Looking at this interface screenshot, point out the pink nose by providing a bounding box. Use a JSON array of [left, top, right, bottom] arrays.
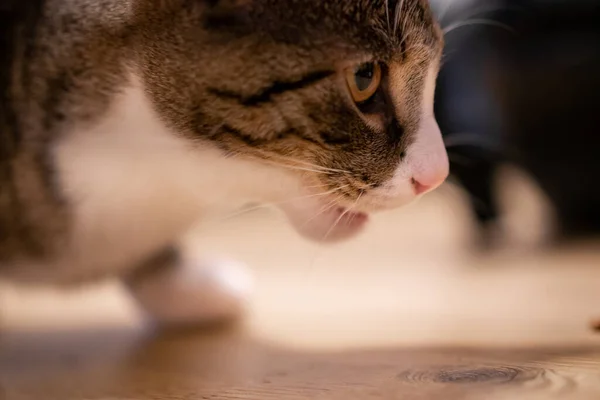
[[407, 114, 450, 195], [411, 169, 448, 195], [411, 178, 431, 195]]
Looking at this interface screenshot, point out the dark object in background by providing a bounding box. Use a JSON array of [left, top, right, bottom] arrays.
[[434, 0, 600, 244], [433, 0, 511, 240]]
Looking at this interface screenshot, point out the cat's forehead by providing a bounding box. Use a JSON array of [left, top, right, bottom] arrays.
[[247, 0, 442, 62]]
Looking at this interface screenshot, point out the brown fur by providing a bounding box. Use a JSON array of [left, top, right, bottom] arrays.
[[1, 0, 132, 266], [0, 0, 442, 280], [135, 0, 442, 198]]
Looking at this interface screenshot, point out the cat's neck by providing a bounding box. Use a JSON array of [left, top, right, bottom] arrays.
[[53, 73, 286, 213], [47, 72, 294, 277]]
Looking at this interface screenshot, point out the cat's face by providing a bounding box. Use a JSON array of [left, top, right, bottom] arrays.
[[138, 0, 448, 242]]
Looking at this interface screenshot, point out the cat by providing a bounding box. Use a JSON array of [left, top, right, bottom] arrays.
[[0, 0, 448, 327]]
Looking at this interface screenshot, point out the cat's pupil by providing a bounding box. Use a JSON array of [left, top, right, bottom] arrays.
[[354, 63, 375, 91]]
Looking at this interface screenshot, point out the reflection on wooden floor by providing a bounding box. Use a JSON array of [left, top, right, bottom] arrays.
[[3, 329, 600, 400], [1, 167, 599, 399]]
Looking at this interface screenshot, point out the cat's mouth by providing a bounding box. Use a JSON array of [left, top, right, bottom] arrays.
[[279, 200, 370, 243]]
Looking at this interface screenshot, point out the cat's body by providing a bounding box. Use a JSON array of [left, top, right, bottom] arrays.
[[1, 0, 448, 325]]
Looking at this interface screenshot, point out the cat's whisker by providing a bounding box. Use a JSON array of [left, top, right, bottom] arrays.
[[435, 0, 455, 23], [393, 0, 405, 35], [304, 194, 364, 279], [218, 185, 351, 222], [266, 153, 350, 174], [403, 0, 417, 38], [385, 0, 391, 33], [217, 203, 269, 221], [344, 210, 360, 228], [446, 4, 522, 27], [264, 150, 349, 174], [247, 149, 349, 175], [260, 160, 336, 175], [307, 191, 364, 272], [437, 2, 510, 25], [443, 18, 516, 35], [220, 144, 350, 175], [345, 192, 367, 226], [299, 194, 344, 229], [397, 29, 422, 54]]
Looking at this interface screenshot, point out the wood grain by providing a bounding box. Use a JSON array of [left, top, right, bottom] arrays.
[[1, 329, 600, 400], [1, 178, 599, 399]]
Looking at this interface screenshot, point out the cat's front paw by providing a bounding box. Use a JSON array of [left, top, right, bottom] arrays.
[[126, 255, 254, 328]]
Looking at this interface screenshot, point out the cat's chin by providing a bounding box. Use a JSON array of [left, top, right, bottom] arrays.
[[279, 201, 369, 243]]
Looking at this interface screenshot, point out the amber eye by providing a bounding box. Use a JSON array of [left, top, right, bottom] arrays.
[[345, 62, 382, 103]]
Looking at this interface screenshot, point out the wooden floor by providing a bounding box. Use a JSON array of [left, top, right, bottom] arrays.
[[2, 167, 600, 399]]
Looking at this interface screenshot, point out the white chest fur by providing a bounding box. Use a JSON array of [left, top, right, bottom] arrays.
[[51, 76, 282, 279]]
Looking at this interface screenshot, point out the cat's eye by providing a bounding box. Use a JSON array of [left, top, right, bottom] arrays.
[[345, 62, 382, 104]]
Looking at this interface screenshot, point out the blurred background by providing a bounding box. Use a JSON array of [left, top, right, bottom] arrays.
[[2, 0, 600, 350], [433, 0, 600, 246]]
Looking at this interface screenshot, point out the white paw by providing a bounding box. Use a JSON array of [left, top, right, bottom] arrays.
[[127, 256, 254, 327]]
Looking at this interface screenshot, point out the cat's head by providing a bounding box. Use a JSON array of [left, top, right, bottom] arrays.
[[136, 0, 448, 242]]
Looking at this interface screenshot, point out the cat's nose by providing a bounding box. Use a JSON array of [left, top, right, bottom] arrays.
[[410, 153, 449, 195], [411, 178, 429, 195], [408, 116, 449, 195], [411, 174, 445, 195]]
